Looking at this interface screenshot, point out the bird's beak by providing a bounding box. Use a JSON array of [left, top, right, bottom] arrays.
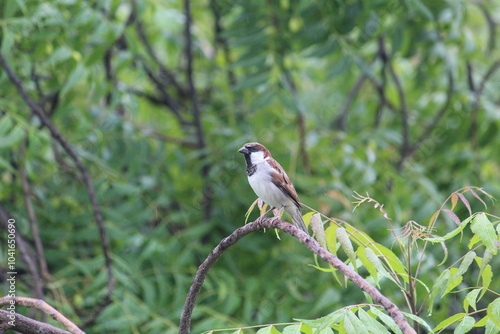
[[238, 146, 249, 154]]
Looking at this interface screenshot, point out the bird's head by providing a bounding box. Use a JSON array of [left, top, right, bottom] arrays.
[[238, 142, 271, 164]]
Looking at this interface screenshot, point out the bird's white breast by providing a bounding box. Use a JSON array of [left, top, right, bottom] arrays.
[[247, 159, 294, 209]]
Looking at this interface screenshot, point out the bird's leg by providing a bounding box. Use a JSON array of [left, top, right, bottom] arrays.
[[257, 206, 274, 222], [272, 207, 285, 220]]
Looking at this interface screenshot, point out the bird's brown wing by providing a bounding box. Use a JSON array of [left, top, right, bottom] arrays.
[[268, 158, 301, 209]]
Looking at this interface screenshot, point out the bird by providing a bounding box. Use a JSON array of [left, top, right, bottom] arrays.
[[238, 142, 308, 233]]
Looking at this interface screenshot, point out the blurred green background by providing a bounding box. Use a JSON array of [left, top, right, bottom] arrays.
[[0, 0, 499, 332]]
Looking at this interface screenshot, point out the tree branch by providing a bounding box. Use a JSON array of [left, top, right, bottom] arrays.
[[133, 0, 187, 98], [19, 138, 51, 283], [282, 72, 312, 174], [333, 73, 368, 131], [0, 53, 114, 328], [476, 1, 497, 53], [18, 139, 47, 319], [468, 59, 500, 154], [179, 218, 416, 334], [408, 70, 454, 159], [383, 39, 410, 172], [373, 36, 390, 128], [183, 0, 212, 220], [208, 0, 238, 89], [0, 310, 71, 334], [0, 296, 84, 334], [139, 60, 187, 124]]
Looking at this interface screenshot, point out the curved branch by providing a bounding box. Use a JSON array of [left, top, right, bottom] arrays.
[[0, 53, 114, 327], [0, 296, 84, 334], [179, 218, 416, 334], [0, 310, 71, 334]]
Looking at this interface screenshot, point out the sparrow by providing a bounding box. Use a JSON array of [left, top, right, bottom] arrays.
[[238, 142, 308, 233]]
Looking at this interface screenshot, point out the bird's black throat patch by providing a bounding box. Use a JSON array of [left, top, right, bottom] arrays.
[[244, 154, 256, 176]]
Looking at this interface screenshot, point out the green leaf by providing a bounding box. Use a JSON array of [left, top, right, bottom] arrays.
[[444, 268, 463, 296], [485, 318, 500, 334], [282, 325, 301, 334], [357, 246, 378, 283], [357, 308, 390, 334], [309, 264, 336, 273], [468, 234, 481, 249], [364, 247, 400, 285], [475, 257, 493, 291], [482, 264, 493, 291], [318, 309, 345, 330], [233, 71, 269, 91], [428, 269, 451, 314], [344, 224, 375, 246], [295, 309, 344, 329], [61, 62, 86, 96], [449, 251, 476, 282], [470, 213, 498, 254], [367, 243, 407, 283], [47, 46, 73, 65], [402, 312, 433, 333], [454, 316, 476, 334], [488, 298, 500, 329], [464, 289, 482, 312], [407, 0, 434, 19], [344, 310, 368, 334], [424, 215, 474, 242], [256, 325, 280, 334], [475, 315, 489, 327], [1, 28, 15, 53], [370, 307, 402, 334], [477, 248, 494, 286], [434, 313, 466, 332], [325, 225, 338, 255], [0, 124, 24, 148]]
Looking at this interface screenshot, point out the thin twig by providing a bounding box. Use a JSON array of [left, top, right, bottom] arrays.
[[266, 4, 311, 174], [131, 0, 188, 125], [19, 138, 50, 295], [333, 73, 368, 131], [409, 70, 454, 158], [474, 59, 500, 98], [0, 309, 71, 334], [139, 60, 187, 124], [133, 0, 187, 98], [383, 39, 410, 172], [282, 72, 312, 174], [373, 36, 389, 128], [209, 0, 237, 88], [183, 0, 212, 220], [0, 296, 84, 334], [476, 1, 496, 53], [179, 218, 416, 334], [0, 53, 114, 328], [468, 59, 500, 174]]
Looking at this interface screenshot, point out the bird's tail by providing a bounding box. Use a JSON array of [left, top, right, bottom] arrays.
[[290, 206, 308, 234]]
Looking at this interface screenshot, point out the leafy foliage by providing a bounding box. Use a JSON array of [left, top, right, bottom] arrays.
[[0, 0, 499, 333]]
